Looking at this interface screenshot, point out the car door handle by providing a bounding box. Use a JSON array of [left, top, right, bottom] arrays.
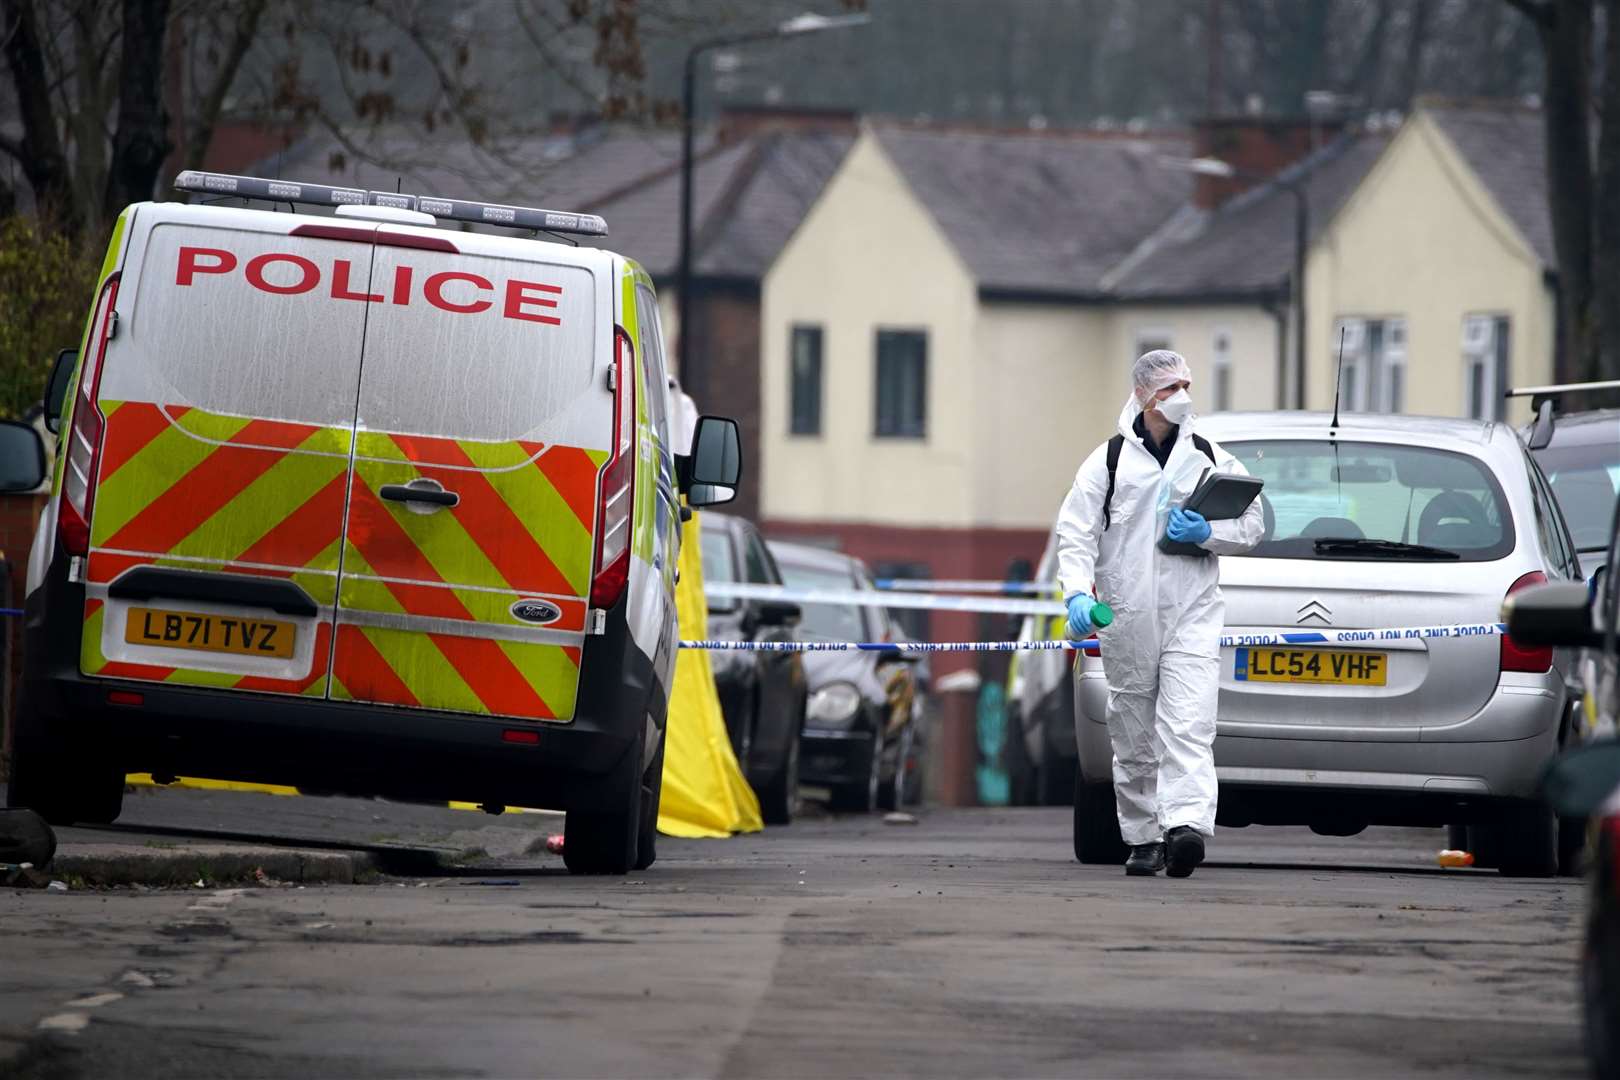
[[379, 484, 459, 508]]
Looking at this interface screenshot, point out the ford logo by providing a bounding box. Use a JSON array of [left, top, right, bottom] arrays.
[[510, 599, 562, 625]]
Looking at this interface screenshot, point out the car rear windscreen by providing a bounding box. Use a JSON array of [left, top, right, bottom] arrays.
[[1224, 440, 1514, 560], [777, 562, 865, 641], [1533, 441, 1620, 553]]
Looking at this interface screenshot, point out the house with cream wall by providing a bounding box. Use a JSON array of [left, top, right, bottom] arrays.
[[759, 101, 1557, 667]]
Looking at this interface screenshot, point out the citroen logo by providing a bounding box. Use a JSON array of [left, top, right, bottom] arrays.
[[1297, 600, 1333, 625]]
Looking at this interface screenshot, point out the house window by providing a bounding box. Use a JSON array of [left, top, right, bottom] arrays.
[[1463, 314, 1511, 421], [1335, 317, 1407, 414], [875, 329, 927, 439], [789, 325, 823, 436], [1134, 330, 1172, 361], [1212, 330, 1232, 411]]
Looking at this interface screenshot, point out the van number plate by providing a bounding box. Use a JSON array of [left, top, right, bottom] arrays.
[[1234, 647, 1387, 686], [125, 607, 296, 659]]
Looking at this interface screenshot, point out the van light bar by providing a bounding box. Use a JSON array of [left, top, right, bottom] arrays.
[[173, 170, 608, 237]]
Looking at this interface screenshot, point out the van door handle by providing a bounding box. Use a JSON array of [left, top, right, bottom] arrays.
[[379, 483, 459, 508]]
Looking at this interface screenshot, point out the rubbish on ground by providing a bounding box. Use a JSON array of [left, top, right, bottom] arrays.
[[1436, 849, 1475, 868], [473, 879, 521, 887], [253, 867, 272, 886], [884, 812, 920, 826], [47, 880, 68, 892]]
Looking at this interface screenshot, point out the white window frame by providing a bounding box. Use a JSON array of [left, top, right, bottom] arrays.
[[1462, 313, 1510, 422], [1333, 315, 1405, 414], [1212, 327, 1233, 412]]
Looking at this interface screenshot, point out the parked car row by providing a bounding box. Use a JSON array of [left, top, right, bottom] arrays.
[[1505, 486, 1620, 1079], [699, 514, 928, 820]]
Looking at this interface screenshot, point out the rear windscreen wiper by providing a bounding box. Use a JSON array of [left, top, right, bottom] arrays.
[[1313, 538, 1461, 560]]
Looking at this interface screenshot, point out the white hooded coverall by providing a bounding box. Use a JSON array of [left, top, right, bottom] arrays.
[[1055, 394, 1265, 844]]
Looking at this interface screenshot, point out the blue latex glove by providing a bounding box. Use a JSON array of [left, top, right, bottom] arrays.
[[1066, 593, 1097, 637], [1167, 507, 1213, 545]]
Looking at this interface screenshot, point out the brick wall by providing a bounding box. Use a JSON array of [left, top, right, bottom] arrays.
[[685, 282, 763, 522], [0, 492, 45, 769]]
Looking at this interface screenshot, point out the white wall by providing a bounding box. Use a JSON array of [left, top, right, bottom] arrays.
[[1304, 110, 1556, 425], [1101, 305, 1282, 414], [762, 128, 981, 528]]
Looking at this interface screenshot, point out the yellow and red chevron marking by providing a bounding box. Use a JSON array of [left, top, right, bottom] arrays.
[[84, 401, 349, 697], [83, 401, 608, 721]]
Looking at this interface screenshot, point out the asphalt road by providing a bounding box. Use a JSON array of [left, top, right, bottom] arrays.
[[0, 789, 1591, 1079]]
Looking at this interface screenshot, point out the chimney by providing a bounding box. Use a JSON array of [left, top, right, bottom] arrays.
[[716, 105, 859, 145], [1191, 115, 1344, 210]]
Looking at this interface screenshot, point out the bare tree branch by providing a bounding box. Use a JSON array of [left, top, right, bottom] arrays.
[[181, 0, 265, 173], [1502, 0, 1554, 27]]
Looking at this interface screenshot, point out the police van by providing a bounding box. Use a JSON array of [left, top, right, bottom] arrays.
[[6, 172, 742, 875]]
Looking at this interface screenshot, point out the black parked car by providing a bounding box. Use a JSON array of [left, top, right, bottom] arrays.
[[699, 513, 807, 825], [1504, 492, 1620, 1079], [766, 540, 922, 813]]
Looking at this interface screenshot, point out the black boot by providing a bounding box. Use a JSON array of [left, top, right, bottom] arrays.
[[1165, 826, 1205, 878], [1124, 841, 1165, 876]]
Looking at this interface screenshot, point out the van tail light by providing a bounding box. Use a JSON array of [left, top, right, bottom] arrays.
[[59, 274, 121, 557], [1501, 571, 1553, 673], [589, 327, 636, 609]]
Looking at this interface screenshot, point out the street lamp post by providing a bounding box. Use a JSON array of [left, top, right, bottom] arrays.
[[1166, 157, 1310, 410], [677, 12, 869, 404]]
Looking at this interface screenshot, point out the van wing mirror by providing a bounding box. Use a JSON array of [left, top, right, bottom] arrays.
[[0, 420, 48, 493], [1501, 580, 1601, 648], [681, 416, 741, 508], [44, 349, 76, 435]]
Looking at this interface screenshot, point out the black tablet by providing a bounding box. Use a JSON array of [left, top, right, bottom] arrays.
[[1157, 471, 1265, 556]]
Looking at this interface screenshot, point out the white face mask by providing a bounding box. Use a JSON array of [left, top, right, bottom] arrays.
[[1153, 388, 1194, 425]]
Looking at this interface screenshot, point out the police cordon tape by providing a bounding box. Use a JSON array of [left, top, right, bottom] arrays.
[[872, 578, 1059, 595], [706, 580, 1066, 617], [680, 620, 1510, 653]]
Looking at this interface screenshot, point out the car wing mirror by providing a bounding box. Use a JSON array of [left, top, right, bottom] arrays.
[[44, 349, 76, 435], [1501, 580, 1600, 648], [680, 415, 741, 507], [1526, 398, 1555, 451], [0, 420, 48, 493]]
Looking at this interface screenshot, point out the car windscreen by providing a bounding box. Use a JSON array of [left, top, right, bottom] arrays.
[[776, 562, 864, 641], [1223, 439, 1514, 561], [1533, 440, 1620, 553]]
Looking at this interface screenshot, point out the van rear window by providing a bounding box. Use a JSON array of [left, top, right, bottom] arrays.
[[118, 224, 371, 427], [357, 248, 597, 443]]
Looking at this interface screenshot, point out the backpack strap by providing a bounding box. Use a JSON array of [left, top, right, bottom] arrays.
[[1191, 433, 1216, 467], [1102, 434, 1124, 532]]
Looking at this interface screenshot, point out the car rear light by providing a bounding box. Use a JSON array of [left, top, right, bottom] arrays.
[[59, 274, 121, 557], [589, 327, 636, 609], [1501, 570, 1553, 673]]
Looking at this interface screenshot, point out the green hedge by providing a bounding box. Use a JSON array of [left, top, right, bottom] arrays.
[[0, 218, 99, 421]]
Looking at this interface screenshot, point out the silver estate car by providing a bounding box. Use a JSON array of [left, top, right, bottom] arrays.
[[1074, 412, 1583, 876]]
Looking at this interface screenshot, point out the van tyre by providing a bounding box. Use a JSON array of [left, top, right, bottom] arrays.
[[633, 732, 666, 872], [758, 719, 801, 826], [563, 748, 643, 876], [6, 693, 125, 826], [1491, 799, 1558, 878], [1074, 772, 1129, 865]]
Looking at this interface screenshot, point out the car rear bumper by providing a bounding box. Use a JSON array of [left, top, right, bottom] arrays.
[[20, 552, 661, 814], [1076, 670, 1562, 806]]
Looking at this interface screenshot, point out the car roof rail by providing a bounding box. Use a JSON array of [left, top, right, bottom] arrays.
[[1504, 379, 1620, 450], [172, 170, 608, 238]]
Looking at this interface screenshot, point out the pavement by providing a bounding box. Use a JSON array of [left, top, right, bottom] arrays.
[[0, 786, 1592, 1079]]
